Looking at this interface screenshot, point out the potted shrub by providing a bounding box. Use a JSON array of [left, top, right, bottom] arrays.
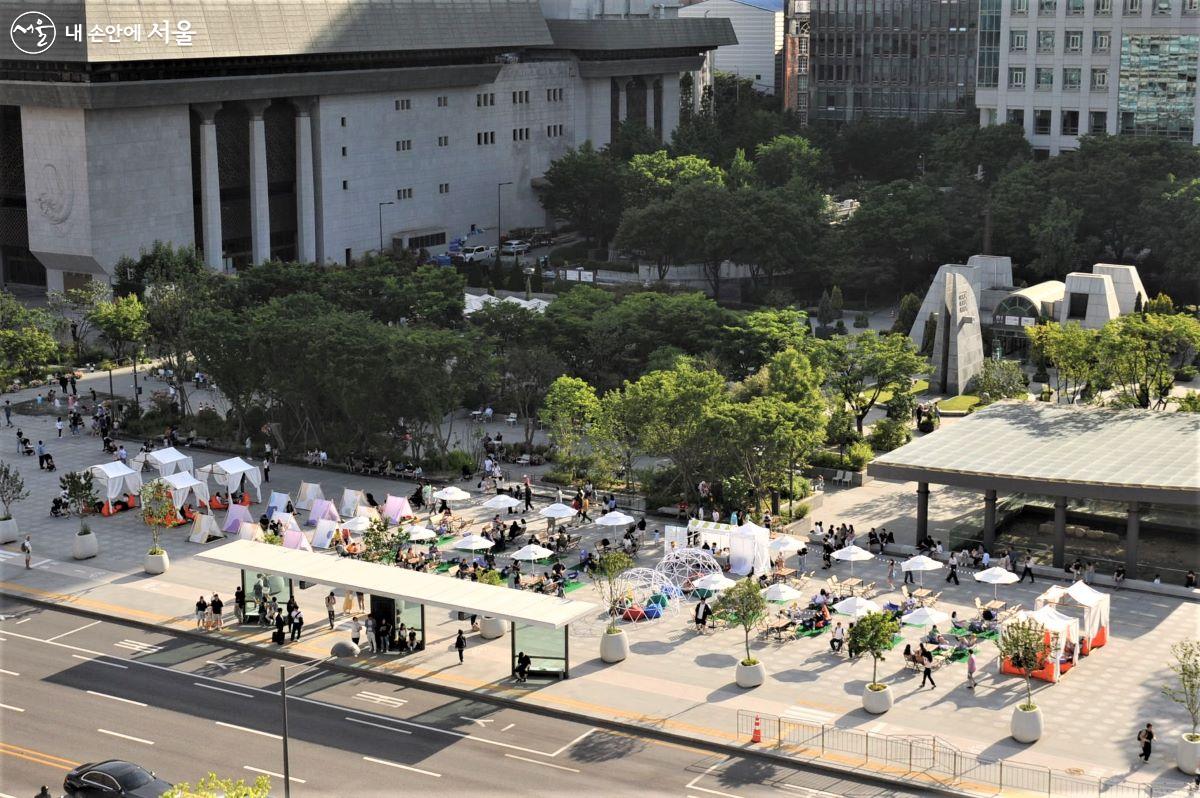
[[593, 550, 634, 663], [997, 617, 1047, 743], [477, 569, 508, 639], [61, 471, 99, 560], [0, 461, 29, 544], [1163, 639, 1200, 774], [140, 479, 175, 575], [851, 611, 901, 714], [715, 578, 769, 688]]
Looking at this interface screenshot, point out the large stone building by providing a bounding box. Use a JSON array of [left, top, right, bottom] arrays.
[[974, 0, 1198, 154], [0, 0, 733, 292]]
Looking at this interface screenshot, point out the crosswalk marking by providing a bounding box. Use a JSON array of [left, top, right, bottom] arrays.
[[354, 691, 407, 709], [115, 639, 162, 655], [782, 706, 837, 725]]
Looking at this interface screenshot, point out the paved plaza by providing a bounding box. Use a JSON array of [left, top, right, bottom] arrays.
[[2, 400, 1199, 796]]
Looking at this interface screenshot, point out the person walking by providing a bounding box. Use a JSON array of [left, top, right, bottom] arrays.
[[35, 440, 46, 470], [290, 608, 304, 641], [364, 615, 375, 653], [1018, 551, 1036, 583], [886, 559, 896, 589], [523, 482, 533, 513], [946, 560, 960, 585], [694, 597, 712, 633], [3, 400, 11, 427], [210, 593, 224, 629], [919, 645, 936, 689], [234, 586, 246, 624], [55, 417, 63, 438], [342, 589, 354, 615], [325, 591, 337, 630], [455, 629, 466, 663], [274, 607, 287, 644], [20, 535, 32, 569], [966, 650, 977, 689], [356, 591, 365, 612], [349, 616, 362, 650], [1137, 723, 1154, 762], [903, 562, 915, 584], [194, 595, 208, 628], [262, 458, 271, 484]]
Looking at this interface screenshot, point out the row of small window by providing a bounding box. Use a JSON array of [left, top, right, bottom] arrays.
[[1007, 65, 1108, 89], [1008, 108, 1107, 135], [391, 185, 451, 199], [392, 96, 449, 111], [1012, 0, 1196, 14], [1010, 28, 1110, 53], [477, 89, 566, 107]]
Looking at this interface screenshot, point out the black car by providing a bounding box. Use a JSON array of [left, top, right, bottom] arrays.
[[64, 760, 172, 797]]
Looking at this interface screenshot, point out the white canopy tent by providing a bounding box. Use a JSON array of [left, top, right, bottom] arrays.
[[307, 499, 340, 526], [146, 447, 193, 477], [222, 504, 253, 533], [88, 462, 143, 503], [160, 471, 210, 511], [295, 482, 324, 511], [188, 514, 224, 544], [199, 457, 262, 502], [1035, 582, 1110, 653], [339, 489, 365, 518], [729, 526, 771, 577], [1004, 606, 1080, 683]]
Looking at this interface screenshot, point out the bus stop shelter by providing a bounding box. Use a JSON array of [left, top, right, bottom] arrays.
[[197, 540, 597, 678]]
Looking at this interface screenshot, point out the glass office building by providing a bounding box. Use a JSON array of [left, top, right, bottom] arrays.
[[1119, 33, 1199, 139]]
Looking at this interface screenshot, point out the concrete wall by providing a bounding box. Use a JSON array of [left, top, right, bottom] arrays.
[[1060, 272, 1120, 328], [21, 106, 93, 275], [681, 0, 782, 92], [1092, 263, 1147, 315]]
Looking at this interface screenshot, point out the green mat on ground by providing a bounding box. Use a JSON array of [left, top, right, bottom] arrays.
[[563, 580, 585, 593], [435, 562, 453, 573], [437, 535, 457, 545], [977, 629, 1000, 641], [796, 625, 828, 638], [947, 648, 970, 662]]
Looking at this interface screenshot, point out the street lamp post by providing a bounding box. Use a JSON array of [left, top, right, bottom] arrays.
[[378, 201, 395, 256], [496, 181, 513, 278], [278, 657, 331, 798]]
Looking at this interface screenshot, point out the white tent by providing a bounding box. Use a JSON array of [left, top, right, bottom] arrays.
[[1035, 582, 1111, 653], [188, 514, 224, 544], [689, 519, 738, 554], [282, 527, 313, 552], [200, 457, 262, 502], [161, 471, 210, 511], [355, 505, 381, 521], [266, 491, 291, 512], [312, 520, 340, 550], [1003, 606, 1080, 683], [88, 462, 143, 502], [382, 495, 414, 523], [146, 447, 193, 477], [222, 504, 253, 533], [729, 525, 771, 577], [238, 521, 265, 541], [307, 499, 340, 526], [271, 512, 302, 533], [339, 489, 365, 518], [342, 516, 371, 532], [294, 482, 323, 510]]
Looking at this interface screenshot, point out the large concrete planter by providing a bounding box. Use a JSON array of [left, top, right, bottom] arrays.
[[0, 517, 18, 545], [1178, 734, 1200, 775], [143, 551, 169, 575], [862, 683, 893, 714], [735, 660, 766, 688], [600, 629, 629, 663], [479, 617, 507, 640], [1011, 705, 1043, 743], [72, 531, 98, 560]]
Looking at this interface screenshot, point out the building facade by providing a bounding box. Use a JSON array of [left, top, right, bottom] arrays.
[[0, 0, 733, 291], [781, 0, 813, 120], [681, 0, 784, 95], [975, 0, 1199, 154], [807, 0, 979, 123]]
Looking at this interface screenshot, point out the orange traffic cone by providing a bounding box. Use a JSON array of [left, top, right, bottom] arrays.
[[750, 714, 762, 743]]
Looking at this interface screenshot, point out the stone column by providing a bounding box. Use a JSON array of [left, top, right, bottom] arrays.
[[195, 103, 223, 270], [983, 489, 997, 551], [292, 98, 316, 264], [1125, 502, 1140, 576], [245, 99, 272, 265], [1053, 496, 1067, 569], [916, 482, 930, 540]]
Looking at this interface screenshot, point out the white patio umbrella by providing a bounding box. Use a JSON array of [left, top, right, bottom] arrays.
[[433, 486, 471, 502], [769, 536, 806, 555], [831, 544, 874, 576], [902, 554, 944, 585], [974, 566, 1020, 599], [482, 494, 522, 510], [539, 503, 577, 519], [511, 543, 555, 562], [833, 596, 881, 618], [763, 582, 804, 603], [901, 606, 950, 627], [596, 510, 636, 527], [402, 524, 436, 541], [341, 516, 371, 532], [454, 534, 495, 551], [693, 572, 737, 593]]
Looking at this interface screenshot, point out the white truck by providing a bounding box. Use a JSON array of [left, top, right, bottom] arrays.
[[457, 245, 497, 263]]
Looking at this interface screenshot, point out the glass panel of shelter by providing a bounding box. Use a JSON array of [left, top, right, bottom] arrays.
[[241, 569, 294, 622], [368, 595, 425, 654], [511, 623, 569, 679]]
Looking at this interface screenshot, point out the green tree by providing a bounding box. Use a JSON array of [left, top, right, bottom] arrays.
[[89, 294, 149, 365], [143, 270, 219, 414], [892, 293, 922, 335], [162, 773, 271, 798], [139, 478, 175, 557], [1028, 197, 1084, 280], [726, 147, 756, 189], [830, 285, 844, 315], [185, 308, 262, 440], [392, 326, 494, 456], [1026, 323, 1097, 404], [59, 470, 98, 534], [816, 290, 836, 328], [868, 417, 912, 453], [1162, 639, 1200, 740], [46, 280, 109, 360], [625, 149, 724, 205], [969, 359, 1028, 402], [540, 376, 601, 477], [753, 135, 829, 188], [112, 241, 205, 297], [592, 550, 635, 634], [717, 308, 812, 380], [736, 182, 830, 289], [849, 611, 901, 689], [499, 345, 564, 451], [606, 120, 660, 161], [1095, 313, 1200, 409], [0, 461, 28, 521], [997, 617, 1047, 710], [614, 199, 689, 282], [714, 577, 768, 665], [592, 387, 650, 492], [0, 291, 58, 377], [1144, 292, 1176, 315], [1177, 392, 1200, 413], [1143, 176, 1200, 299], [535, 142, 628, 246], [820, 330, 928, 433]]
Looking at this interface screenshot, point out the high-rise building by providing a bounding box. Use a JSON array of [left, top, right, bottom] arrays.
[[806, 0, 980, 123], [681, 0, 785, 96], [782, 0, 813, 120], [975, 0, 1199, 154]]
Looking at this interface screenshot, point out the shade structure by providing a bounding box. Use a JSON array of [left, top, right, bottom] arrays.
[[355, 505, 381, 521], [595, 510, 636, 527], [511, 543, 555, 561], [737, 520, 770, 536], [199, 457, 262, 502], [483, 494, 522, 510], [833, 596, 881, 618], [295, 482, 323, 511], [539, 503, 577, 520], [271, 512, 301, 534], [341, 516, 371, 532], [831, 544, 874, 575], [974, 566, 1019, 598], [454, 534, 495, 551], [769, 536, 805, 555], [433, 486, 471, 502], [160, 471, 209, 511], [282, 527, 313, 551], [312, 519, 340, 550], [266, 491, 291, 512], [237, 521, 264, 541], [402, 524, 437, 542], [145, 446, 193, 477], [763, 582, 804, 603], [307, 499, 340, 526], [88, 461, 143, 502], [221, 504, 253, 533], [902, 606, 950, 626], [382, 494, 414, 523], [902, 554, 944, 585], [187, 514, 223, 544], [339, 489, 365, 518], [693, 572, 736, 592]]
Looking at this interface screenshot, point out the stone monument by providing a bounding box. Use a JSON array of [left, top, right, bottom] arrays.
[[931, 272, 984, 395]]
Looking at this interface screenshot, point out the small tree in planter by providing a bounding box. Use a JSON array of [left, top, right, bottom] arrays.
[[140, 479, 175, 574], [0, 461, 29, 543], [997, 617, 1048, 742], [60, 471, 99, 560], [715, 578, 769, 687], [593, 550, 634, 663], [851, 611, 902, 713], [1163, 639, 1200, 774]]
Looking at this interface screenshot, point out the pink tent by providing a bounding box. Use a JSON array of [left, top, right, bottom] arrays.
[[222, 504, 253, 533], [306, 499, 340, 526], [282, 527, 313, 552], [382, 495, 414, 523]]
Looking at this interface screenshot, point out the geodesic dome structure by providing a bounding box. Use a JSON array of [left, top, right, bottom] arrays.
[[616, 567, 682, 618], [655, 548, 722, 592]]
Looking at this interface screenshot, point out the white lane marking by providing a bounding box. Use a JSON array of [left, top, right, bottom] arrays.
[[243, 765, 305, 783], [779, 784, 838, 796], [86, 690, 146, 707], [72, 654, 127, 669], [205, 660, 233, 669], [684, 759, 742, 798], [2, 791, 22, 798], [217, 721, 280, 740], [15, 617, 30, 624], [551, 727, 596, 757], [45, 620, 100, 642], [285, 670, 325, 688], [354, 691, 406, 708], [505, 753, 580, 773], [195, 682, 254, 699], [31, 559, 51, 568], [0, 668, 19, 676], [461, 716, 493, 727], [98, 728, 154, 745], [345, 717, 413, 735], [0, 703, 25, 712], [501, 723, 515, 732], [363, 756, 441, 778], [115, 639, 163, 655]]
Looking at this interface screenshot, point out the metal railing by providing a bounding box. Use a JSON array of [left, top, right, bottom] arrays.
[[736, 710, 1154, 797]]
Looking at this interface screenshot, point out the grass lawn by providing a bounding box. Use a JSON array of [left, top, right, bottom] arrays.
[[865, 379, 930, 405], [938, 394, 982, 412]]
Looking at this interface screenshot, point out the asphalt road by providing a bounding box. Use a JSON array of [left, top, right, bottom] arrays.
[[0, 599, 925, 797]]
